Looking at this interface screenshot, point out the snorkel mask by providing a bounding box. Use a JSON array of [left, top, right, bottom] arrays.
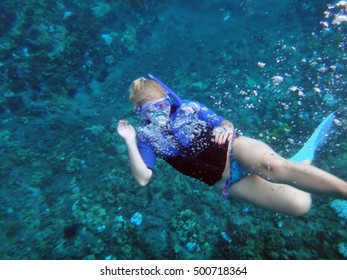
[[139, 97, 171, 126], [138, 74, 182, 126]]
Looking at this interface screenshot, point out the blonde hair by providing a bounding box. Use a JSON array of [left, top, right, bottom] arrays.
[[129, 77, 166, 108]]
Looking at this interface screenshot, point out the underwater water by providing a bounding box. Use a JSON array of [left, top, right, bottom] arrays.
[[0, 0, 347, 260]]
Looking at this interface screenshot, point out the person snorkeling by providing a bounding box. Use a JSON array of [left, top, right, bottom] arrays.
[[117, 74, 347, 216]]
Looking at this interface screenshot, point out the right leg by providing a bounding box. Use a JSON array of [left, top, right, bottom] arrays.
[[232, 136, 347, 198], [229, 174, 312, 216]]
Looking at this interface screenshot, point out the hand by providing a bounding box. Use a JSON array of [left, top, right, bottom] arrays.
[[117, 120, 136, 143], [212, 126, 233, 145]]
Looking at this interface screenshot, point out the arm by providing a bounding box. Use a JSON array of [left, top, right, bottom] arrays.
[[117, 120, 152, 186], [195, 101, 235, 145]]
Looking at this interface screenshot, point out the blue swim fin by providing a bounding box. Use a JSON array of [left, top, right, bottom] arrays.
[[290, 112, 335, 162]]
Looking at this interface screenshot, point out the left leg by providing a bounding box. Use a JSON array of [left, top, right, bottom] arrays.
[[229, 174, 312, 216], [232, 136, 347, 198]]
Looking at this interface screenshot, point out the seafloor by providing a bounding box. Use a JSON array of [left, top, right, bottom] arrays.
[[0, 0, 347, 259]]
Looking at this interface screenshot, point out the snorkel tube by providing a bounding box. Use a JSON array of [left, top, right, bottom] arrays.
[[148, 73, 182, 106]]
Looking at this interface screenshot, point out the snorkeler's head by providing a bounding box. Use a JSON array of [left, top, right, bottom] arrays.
[[138, 97, 172, 125], [129, 77, 166, 109]]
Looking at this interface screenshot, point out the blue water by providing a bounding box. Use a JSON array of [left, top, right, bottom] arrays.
[[0, 0, 347, 259]]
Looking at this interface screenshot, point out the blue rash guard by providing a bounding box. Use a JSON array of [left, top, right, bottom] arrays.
[[137, 100, 230, 186]]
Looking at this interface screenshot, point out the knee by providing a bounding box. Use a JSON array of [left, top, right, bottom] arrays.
[[289, 194, 312, 216], [256, 157, 289, 183]]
